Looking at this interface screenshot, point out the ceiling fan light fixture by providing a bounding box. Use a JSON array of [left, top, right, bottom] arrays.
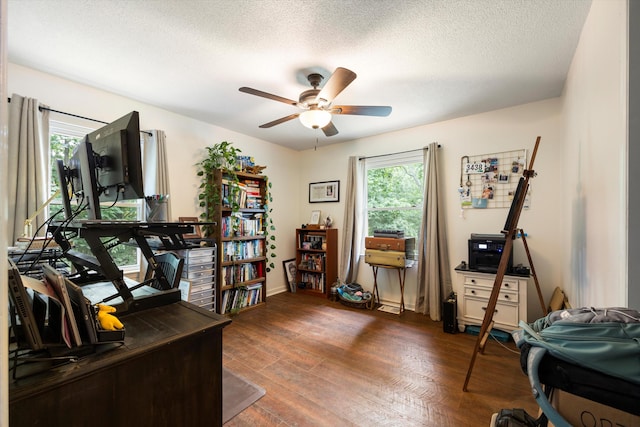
[[299, 109, 331, 129]]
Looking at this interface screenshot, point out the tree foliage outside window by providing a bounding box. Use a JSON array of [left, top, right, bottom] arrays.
[[366, 161, 423, 240], [49, 131, 139, 268]]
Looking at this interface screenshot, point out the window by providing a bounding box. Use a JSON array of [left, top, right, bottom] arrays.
[[365, 152, 424, 240], [49, 120, 142, 271]]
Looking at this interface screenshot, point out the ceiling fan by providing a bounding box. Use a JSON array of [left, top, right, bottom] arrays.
[[239, 67, 392, 137]]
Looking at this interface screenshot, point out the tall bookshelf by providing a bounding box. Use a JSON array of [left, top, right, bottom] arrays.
[[295, 228, 338, 297], [210, 169, 268, 314]]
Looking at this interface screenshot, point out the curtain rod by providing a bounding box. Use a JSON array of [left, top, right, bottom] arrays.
[[358, 145, 440, 161], [8, 97, 152, 136], [40, 105, 111, 125]]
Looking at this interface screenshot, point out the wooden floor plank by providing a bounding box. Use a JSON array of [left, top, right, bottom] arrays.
[[223, 292, 538, 426]]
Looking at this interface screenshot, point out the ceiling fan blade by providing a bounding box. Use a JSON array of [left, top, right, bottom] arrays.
[[322, 121, 339, 137], [259, 113, 300, 128], [331, 105, 392, 116], [316, 67, 357, 103], [239, 87, 298, 106]]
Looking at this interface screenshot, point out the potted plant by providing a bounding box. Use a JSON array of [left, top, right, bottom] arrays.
[[195, 141, 241, 235]]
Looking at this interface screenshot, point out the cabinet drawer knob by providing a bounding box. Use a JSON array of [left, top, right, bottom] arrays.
[[504, 295, 510, 300], [470, 279, 475, 283], [504, 283, 510, 288], [470, 290, 476, 294], [481, 306, 498, 313]]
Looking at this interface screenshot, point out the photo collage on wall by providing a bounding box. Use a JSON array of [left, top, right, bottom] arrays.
[[459, 149, 530, 209]]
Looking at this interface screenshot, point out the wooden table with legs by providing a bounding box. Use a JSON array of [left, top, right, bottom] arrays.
[[369, 263, 409, 314]]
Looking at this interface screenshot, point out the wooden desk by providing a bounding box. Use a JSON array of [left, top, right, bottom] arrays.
[[9, 301, 231, 427]]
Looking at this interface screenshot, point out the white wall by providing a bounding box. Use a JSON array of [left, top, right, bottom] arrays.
[[7, 63, 301, 296], [6, 0, 630, 317], [298, 99, 563, 321], [1, 0, 10, 424], [296, 0, 631, 315], [561, 0, 628, 307]]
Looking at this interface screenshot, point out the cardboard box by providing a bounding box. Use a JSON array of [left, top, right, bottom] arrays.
[[547, 390, 640, 427]]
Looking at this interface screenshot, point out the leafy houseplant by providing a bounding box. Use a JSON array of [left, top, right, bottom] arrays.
[[263, 178, 276, 272], [195, 140, 277, 272], [195, 141, 241, 236]]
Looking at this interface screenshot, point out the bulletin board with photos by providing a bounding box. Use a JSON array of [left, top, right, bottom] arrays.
[[459, 149, 529, 209]]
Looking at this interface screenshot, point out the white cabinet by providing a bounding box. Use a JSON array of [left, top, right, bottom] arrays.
[[456, 269, 528, 333]]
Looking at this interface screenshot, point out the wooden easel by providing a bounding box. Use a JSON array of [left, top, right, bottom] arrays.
[[463, 136, 544, 392]]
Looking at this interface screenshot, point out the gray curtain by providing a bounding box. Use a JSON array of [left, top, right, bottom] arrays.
[[8, 94, 50, 242], [415, 142, 452, 320], [339, 156, 365, 283], [142, 129, 172, 220]]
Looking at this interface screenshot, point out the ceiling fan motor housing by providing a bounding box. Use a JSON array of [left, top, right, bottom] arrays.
[[299, 73, 329, 109], [239, 67, 391, 137], [299, 89, 327, 109]]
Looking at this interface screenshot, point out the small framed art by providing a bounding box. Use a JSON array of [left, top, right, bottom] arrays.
[[283, 258, 297, 292], [309, 210, 321, 225], [178, 216, 202, 239]]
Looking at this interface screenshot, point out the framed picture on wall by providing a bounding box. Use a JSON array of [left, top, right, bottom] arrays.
[[309, 180, 340, 203]]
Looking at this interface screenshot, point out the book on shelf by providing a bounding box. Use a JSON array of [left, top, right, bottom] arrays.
[[221, 177, 264, 209], [299, 272, 325, 292], [222, 263, 259, 285], [221, 214, 264, 237], [221, 284, 262, 314], [222, 239, 265, 261], [299, 253, 325, 271]]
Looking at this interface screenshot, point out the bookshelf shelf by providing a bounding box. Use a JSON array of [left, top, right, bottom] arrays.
[[220, 277, 266, 292], [209, 169, 269, 314], [295, 228, 338, 297]]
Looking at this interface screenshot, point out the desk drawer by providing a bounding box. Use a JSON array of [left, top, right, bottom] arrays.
[[463, 275, 519, 292], [190, 286, 214, 300], [464, 286, 519, 303], [184, 268, 214, 280], [184, 261, 215, 272], [463, 297, 518, 328], [184, 275, 214, 287]]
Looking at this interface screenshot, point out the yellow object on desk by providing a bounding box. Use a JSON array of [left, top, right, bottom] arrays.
[[96, 304, 124, 331]]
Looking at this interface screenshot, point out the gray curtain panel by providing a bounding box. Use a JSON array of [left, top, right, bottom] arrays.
[[339, 156, 365, 284], [142, 129, 172, 220], [415, 142, 452, 320], [8, 94, 50, 243]]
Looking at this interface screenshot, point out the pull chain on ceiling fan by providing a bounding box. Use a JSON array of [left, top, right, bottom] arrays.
[[239, 67, 392, 137]]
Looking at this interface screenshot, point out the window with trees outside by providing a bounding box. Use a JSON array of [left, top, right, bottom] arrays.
[[365, 152, 424, 242], [49, 120, 142, 272]]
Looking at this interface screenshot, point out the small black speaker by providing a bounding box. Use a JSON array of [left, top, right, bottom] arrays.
[[443, 293, 457, 334]]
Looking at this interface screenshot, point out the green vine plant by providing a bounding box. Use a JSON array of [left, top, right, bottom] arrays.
[[195, 141, 241, 236], [195, 140, 277, 274], [263, 178, 276, 272]]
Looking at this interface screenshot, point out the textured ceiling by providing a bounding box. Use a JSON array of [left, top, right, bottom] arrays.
[[7, 0, 592, 150]]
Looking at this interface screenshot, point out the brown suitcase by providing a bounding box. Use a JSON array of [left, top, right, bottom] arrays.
[[365, 237, 415, 252], [364, 249, 408, 267]]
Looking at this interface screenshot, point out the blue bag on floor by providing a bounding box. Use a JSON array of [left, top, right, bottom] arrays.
[[513, 307, 640, 427], [514, 307, 640, 384]]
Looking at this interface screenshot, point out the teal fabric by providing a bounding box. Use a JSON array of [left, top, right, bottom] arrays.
[[515, 307, 640, 385]]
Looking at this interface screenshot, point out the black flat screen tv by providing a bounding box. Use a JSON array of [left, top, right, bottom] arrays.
[[57, 111, 144, 220]]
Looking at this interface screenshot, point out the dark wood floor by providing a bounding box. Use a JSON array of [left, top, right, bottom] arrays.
[[222, 292, 538, 426]]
